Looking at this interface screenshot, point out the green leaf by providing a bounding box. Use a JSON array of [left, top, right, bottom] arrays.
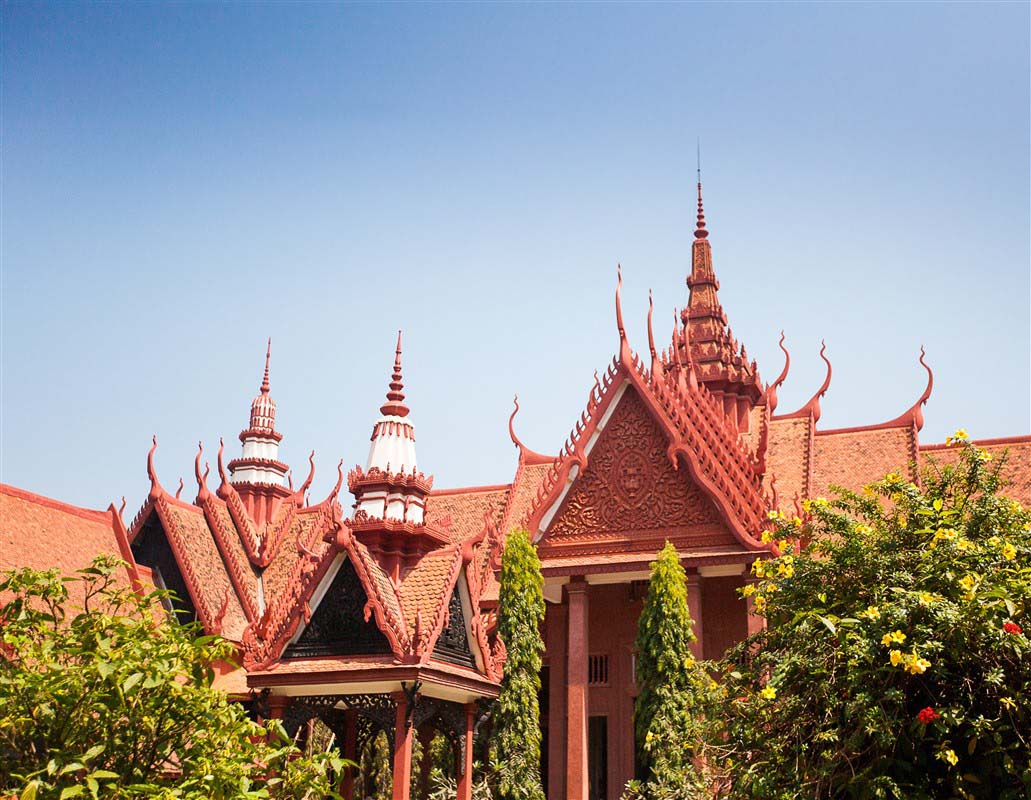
[[60, 787, 84, 799], [122, 672, 143, 693], [96, 661, 115, 679], [82, 744, 104, 762], [89, 770, 119, 780], [817, 615, 837, 635], [20, 781, 39, 800], [59, 762, 86, 775]]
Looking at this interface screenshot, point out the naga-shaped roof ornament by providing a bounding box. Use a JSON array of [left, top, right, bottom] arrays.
[[146, 436, 163, 501], [647, 289, 659, 375], [615, 264, 631, 362], [779, 341, 832, 422], [508, 395, 551, 465], [879, 347, 934, 431], [766, 331, 791, 414], [194, 441, 211, 503]]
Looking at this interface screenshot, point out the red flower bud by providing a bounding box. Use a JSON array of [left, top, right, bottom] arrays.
[[1003, 621, 1023, 635]]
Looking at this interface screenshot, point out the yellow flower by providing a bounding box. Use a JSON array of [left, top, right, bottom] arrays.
[[946, 429, 968, 445], [777, 539, 792, 552], [777, 562, 795, 578], [1000, 697, 1016, 711], [905, 654, 932, 675], [754, 596, 767, 612], [881, 630, 907, 646], [1002, 542, 1017, 561], [937, 748, 959, 767], [955, 539, 973, 553], [801, 498, 813, 512], [889, 649, 904, 666], [918, 592, 935, 606], [761, 529, 774, 543], [760, 686, 777, 700], [767, 509, 782, 520], [751, 558, 766, 578], [958, 573, 980, 600], [741, 584, 756, 597], [859, 605, 881, 620], [792, 516, 802, 528]]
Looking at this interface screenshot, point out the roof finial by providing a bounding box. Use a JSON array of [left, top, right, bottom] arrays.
[[695, 143, 708, 241], [261, 337, 271, 395], [380, 330, 410, 418]]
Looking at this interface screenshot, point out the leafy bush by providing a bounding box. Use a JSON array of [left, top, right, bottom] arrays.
[[720, 435, 1030, 799], [0, 556, 347, 799]]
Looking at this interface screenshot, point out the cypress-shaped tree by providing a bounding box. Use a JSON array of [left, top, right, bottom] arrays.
[[492, 528, 546, 800], [633, 541, 714, 798]]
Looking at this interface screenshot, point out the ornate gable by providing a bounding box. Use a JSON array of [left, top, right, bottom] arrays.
[[432, 586, 476, 668], [541, 388, 735, 555], [284, 557, 393, 659]]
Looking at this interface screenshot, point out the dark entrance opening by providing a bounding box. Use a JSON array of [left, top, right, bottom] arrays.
[[588, 715, 607, 800]]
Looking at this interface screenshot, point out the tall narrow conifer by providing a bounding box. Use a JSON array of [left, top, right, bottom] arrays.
[[492, 528, 546, 800], [633, 541, 713, 797]]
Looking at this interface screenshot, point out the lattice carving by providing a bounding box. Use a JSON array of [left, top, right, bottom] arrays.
[[547, 389, 719, 539], [284, 559, 392, 658], [433, 588, 475, 668]]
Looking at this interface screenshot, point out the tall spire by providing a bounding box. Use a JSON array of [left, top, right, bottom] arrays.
[[228, 339, 288, 487], [695, 143, 708, 240], [379, 330, 410, 418]]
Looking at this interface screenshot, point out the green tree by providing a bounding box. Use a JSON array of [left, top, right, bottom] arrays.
[[721, 434, 1031, 799], [0, 555, 347, 799], [630, 542, 718, 800], [491, 528, 546, 800]]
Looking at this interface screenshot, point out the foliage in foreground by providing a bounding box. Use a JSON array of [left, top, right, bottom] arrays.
[[490, 528, 546, 800], [628, 542, 721, 800], [719, 436, 1031, 799], [0, 556, 347, 799]]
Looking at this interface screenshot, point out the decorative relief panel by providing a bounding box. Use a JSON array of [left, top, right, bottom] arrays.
[[546, 389, 720, 540]]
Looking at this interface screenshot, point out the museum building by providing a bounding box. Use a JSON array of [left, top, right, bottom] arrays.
[[3, 182, 1030, 800]]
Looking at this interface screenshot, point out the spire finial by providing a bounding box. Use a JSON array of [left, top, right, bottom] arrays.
[[380, 330, 410, 417], [261, 337, 271, 394], [694, 144, 708, 241]]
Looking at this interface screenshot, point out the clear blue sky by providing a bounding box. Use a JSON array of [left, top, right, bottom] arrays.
[[2, 2, 1028, 510]]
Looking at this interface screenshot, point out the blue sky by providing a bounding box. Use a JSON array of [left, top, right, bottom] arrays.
[[2, 2, 1028, 509]]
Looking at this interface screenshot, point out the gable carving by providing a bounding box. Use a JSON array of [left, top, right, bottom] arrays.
[[546, 389, 721, 541], [285, 558, 392, 658], [432, 586, 476, 668]]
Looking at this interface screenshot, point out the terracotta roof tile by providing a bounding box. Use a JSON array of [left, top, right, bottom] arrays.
[[398, 550, 459, 634], [0, 484, 127, 609], [811, 427, 914, 498], [427, 486, 510, 543], [502, 462, 552, 531], [766, 417, 813, 503]]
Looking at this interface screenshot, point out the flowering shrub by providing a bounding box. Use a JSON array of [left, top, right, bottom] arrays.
[[720, 436, 1030, 799]]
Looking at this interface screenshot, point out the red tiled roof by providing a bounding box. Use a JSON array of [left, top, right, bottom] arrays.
[[398, 547, 461, 635], [427, 484, 511, 543], [766, 417, 813, 503], [811, 426, 916, 498], [0, 484, 132, 608]]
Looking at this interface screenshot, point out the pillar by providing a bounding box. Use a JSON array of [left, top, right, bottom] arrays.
[[547, 600, 569, 800], [456, 702, 476, 800], [686, 572, 704, 660], [265, 694, 289, 722], [340, 709, 358, 800], [566, 577, 589, 800], [392, 691, 415, 800]]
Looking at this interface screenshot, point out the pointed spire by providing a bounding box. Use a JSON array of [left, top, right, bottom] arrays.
[[260, 337, 271, 394], [694, 163, 708, 240], [380, 330, 410, 418]]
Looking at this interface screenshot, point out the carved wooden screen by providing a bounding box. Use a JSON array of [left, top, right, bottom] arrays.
[[431, 586, 476, 668], [284, 558, 392, 658]]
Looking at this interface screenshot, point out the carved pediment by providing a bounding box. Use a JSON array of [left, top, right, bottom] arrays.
[[543, 388, 729, 546], [285, 558, 392, 658]]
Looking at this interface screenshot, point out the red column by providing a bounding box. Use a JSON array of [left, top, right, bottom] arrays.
[[340, 709, 358, 800], [456, 702, 476, 800], [566, 577, 589, 800], [392, 691, 415, 800], [547, 600, 569, 800], [686, 572, 705, 660], [265, 694, 289, 722]]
